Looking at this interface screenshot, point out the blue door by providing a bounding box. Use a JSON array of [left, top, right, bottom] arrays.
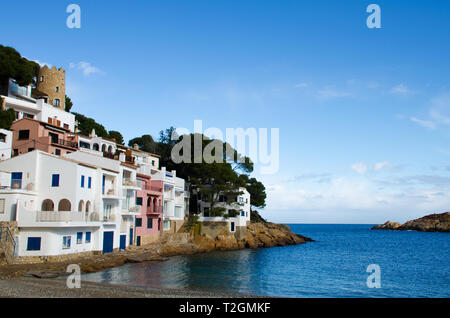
[[102, 231, 114, 254], [129, 228, 133, 245], [119, 235, 126, 251]]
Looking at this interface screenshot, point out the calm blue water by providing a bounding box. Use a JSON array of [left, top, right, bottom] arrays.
[[81, 224, 450, 297]]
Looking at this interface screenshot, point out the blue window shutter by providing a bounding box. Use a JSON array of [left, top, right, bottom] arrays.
[[52, 174, 60, 187], [27, 237, 41, 251], [88, 177, 92, 189], [81, 175, 85, 188]]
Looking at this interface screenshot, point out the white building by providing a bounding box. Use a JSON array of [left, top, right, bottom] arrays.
[[118, 145, 187, 233], [197, 187, 251, 233], [64, 150, 141, 251], [0, 129, 12, 161], [78, 129, 117, 156], [2, 93, 76, 132], [0, 149, 141, 257]]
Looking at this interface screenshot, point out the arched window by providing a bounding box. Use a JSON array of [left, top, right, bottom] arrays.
[[108, 145, 113, 154], [78, 200, 84, 212], [58, 199, 71, 211], [93, 143, 99, 151], [41, 199, 54, 211], [101, 144, 106, 152], [85, 201, 91, 213]]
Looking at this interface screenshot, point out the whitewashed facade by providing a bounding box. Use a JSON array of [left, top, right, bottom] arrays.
[[0, 149, 141, 257], [197, 187, 251, 232]]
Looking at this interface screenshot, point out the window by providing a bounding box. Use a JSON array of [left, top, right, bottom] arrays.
[[0, 199, 5, 214], [77, 232, 83, 244], [85, 232, 91, 243], [23, 113, 34, 119], [13, 149, 18, 157], [54, 99, 60, 106], [241, 211, 245, 217], [49, 132, 58, 143], [81, 175, 85, 188], [62, 236, 71, 249], [28, 148, 34, 152], [135, 218, 142, 227], [230, 222, 235, 232], [27, 237, 41, 251], [80, 141, 90, 149], [40, 76, 44, 82], [51, 174, 60, 187], [18, 130, 29, 140], [88, 177, 92, 189], [55, 149, 61, 156], [55, 86, 59, 92], [147, 218, 153, 229], [63, 123, 69, 129], [136, 197, 143, 206], [152, 160, 155, 166], [11, 172, 22, 189], [0, 133, 6, 143]]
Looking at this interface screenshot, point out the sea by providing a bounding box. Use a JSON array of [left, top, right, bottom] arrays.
[[81, 224, 450, 298]]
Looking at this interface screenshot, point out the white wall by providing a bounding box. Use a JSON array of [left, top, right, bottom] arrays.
[[0, 129, 12, 161]]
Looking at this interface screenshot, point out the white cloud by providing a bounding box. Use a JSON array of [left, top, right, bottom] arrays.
[[410, 117, 437, 129], [390, 84, 414, 95], [351, 162, 367, 174], [374, 161, 391, 171], [263, 176, 450, 223], [295, 82, 309, 88], [69, 61, 105, 76]]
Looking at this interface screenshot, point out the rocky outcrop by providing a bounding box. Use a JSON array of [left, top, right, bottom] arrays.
[[371, 221, 402, 230], [158, 222, 313, 256], [372, 212, 450, 232]]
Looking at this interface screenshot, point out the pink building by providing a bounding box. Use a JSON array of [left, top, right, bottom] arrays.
[[10, 118, 78, 157], [134, 173, 163, 245]]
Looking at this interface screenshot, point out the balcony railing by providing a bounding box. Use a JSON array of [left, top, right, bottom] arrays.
[[1, 181, 35, 191], [146, 205, 163, 214], [51, 138, 78, 149], [122, 178, 138, 187], [36, 211, 100, 222]]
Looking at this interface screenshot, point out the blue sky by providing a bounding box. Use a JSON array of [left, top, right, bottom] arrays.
[[2, 0, 450, 223]]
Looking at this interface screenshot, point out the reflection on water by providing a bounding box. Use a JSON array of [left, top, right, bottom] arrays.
[[84, 249, 257, 294], [81, 225, 450, 297]]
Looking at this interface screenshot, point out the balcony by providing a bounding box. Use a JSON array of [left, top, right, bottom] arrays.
[[0, 181, 36, 193], [51, 138, 78, 149], [146, 205, 163, 215], [122, 178, 138, 187], [36, 211, 100, 222], [121, 205, 141, 216]]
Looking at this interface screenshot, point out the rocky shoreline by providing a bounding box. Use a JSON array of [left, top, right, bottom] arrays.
[[372, 212, 450, 232], [0, 222, 312, 280]]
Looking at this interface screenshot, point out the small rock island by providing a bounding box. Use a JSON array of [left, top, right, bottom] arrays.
[[372, 212, 450, 232]]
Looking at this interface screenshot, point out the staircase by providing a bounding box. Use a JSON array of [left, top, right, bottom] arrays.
[[0, 227, 17, 264]]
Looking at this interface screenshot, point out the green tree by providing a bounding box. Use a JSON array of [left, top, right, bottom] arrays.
[[0, 45, 39, 92], [242, 176, 267, 209], [108, 130, 124, 145], [65, 95, 73, 112], [72, 112, 109, 138], [0, 97, 15, 129], [128, 134, 157, 153]]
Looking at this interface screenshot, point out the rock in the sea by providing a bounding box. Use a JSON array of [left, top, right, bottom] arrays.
[[372, 212, 450, 232], [371, 221, 402, 230]]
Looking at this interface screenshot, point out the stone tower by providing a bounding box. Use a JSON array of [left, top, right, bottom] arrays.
[[36, 65, 65, 110]]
